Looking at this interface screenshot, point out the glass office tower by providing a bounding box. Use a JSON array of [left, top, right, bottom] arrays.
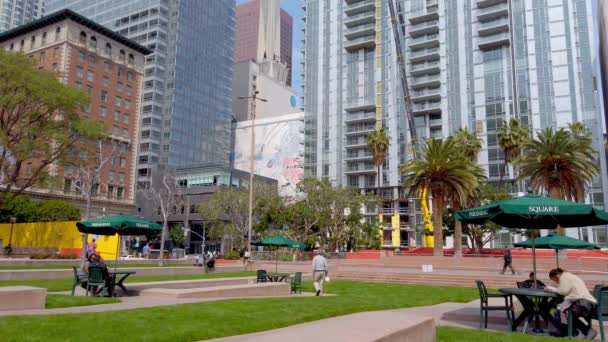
[[47, 0, 235, 187], [0, 0, 45, 32], [302, 0, 608, 246]]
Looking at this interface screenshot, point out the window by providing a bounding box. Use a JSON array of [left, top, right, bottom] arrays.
[[84, 103, 91, 113], [114, 110, 120, 121], [30, 35, 36, 48], [122, 128, 128, 138], [79, 31, 86, 44], [128, 53, 134, 65], [76, 67, 83, 78], [119, 50, 126, 62], [118, 172, 125, 183], [53, 47, 59, 57], [88, 54, 96, 65], [124, 100, 131, 110], [41, 32, 47, 45], [86, 70, 94, 82], [101, 90, 108, 102], [89, 36, 97, 49], [117, 187, 124, 199], [104, 43, 112, 56], [120, 157, 126, 167], [100, 107, 107, 118], [112, 126, 119, 136], [55, 27, 61, 41], [39, 51, 45, 63], [107, 185, 114, 198], [86, 86, 92, 96], [74, 81, 82, 88], [126, 86, 132, 96], [115, 97, 122, 107], [117, 67, 123, 77], [102, 77, 109, 87], [103, 61, 110, 72], [51, 63, 57, 71], [78, 50, 85, 61], [117, 82, 123, 92], [123, 114, 129, 124], [127, 72, 134, 81]]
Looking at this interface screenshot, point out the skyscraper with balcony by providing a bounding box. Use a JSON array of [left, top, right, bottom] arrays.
[[302, 0, 608, 247], [0, 0, 45, 32], [46, 0, 236, 188]]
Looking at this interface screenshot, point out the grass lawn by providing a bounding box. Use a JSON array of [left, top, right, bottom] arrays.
[[437, 327, 572, 341], [0, 263, 197, 270], [45, 294, 120, 309], [0, 280, 479, 342], [0, 271, 255, 292]]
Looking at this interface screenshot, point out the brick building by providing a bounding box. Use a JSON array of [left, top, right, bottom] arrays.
[[0, 9, 150, 217]]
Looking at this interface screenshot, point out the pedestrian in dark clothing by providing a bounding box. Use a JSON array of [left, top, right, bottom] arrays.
[[501, 248, 515, 275]]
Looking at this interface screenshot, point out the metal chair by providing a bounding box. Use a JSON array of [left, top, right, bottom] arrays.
[[256, 269, 267, 283], [290, 272, 302, 294], [595, 285, 608, 341], [475, 280, 514, 329]]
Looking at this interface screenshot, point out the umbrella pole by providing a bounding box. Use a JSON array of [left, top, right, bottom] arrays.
[[532, 231, 537, 289], [555, 249, 559, 268], [115, 235, 120, 270], [275, 248, 278, 273]]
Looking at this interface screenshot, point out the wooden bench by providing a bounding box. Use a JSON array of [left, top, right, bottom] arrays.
[[0, 286, 46, 310], [140, 282, 290, 299]]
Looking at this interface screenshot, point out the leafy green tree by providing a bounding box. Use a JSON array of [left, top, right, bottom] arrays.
[[463, 184, 511, 253], [0, 49, 106, 208], [497, 118, 529, 184], [366, 128, 389, 188], [0, 195, 38, 223], [36, 199, 80, 221], [169, 223, 185, 247], [400, 138, 482, 256]]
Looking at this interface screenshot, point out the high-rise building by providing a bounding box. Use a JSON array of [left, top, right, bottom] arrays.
[[0, 0, 45, 32], [234, 0, 292, 86], [0, 9, 149, 217], [303, 0, 608, 247], [599, 0, 608, 137], [46, 0, 236, 188]]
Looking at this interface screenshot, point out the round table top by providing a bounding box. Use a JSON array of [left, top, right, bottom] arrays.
[[499, 287, 558, 297]]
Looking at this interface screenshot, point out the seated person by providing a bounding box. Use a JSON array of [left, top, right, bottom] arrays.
[[544, 268, 597, 339], [82, 253, 111, 296], [522, 272, 545, 288]]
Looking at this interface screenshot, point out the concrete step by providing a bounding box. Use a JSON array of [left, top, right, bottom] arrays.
[[141, 282, 290, 299]]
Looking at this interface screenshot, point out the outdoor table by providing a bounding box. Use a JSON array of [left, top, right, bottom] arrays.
[[108, 270, 136, 297], [499, 288, 560, 333], [266, 273, 290, 282]]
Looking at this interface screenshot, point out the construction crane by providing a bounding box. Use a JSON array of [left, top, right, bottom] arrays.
[[387, 0, 418, 159], [387, 0, 434, 247]]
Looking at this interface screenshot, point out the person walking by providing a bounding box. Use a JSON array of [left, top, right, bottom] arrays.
[[311, 249, 328, 296], [501, 248, 515, 275]]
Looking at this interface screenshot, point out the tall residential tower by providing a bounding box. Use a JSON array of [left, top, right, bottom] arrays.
[[0, 0, 45, 32], [46, 0, 236, 188], [303, 0, 608, 247]]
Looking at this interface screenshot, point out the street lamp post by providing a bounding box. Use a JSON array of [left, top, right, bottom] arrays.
[[238, 89, 267, 257], [8, 217, 16, 246]]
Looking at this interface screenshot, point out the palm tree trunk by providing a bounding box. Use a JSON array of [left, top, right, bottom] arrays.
[[432, 196, 444, 257], [549, 187, 565, 235], [453, 204, 462, 257]]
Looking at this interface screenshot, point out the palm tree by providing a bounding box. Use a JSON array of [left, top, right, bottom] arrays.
[[449, 128, 483, 257], [497, 118, 529, 185], [400, 138, 481, 256], [516, 128, 598, 233], [366, 128, 390, 190]]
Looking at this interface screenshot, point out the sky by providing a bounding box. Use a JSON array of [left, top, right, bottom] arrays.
[[236, 0, 304, 95]]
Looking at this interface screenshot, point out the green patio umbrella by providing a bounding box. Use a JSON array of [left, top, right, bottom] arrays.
[[77, 215, 162, 268], [514, 233, 599, 267], [456, 194, 608, 286], [252, 236, 307, 272]]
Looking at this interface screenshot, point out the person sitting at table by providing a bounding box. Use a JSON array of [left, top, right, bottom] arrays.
[[522, 272, 545, 288], [544, 268, 597, 339], [83, 252, 111, 296]]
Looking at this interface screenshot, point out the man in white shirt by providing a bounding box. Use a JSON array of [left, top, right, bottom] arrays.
[[545, 268, 597, 339], [311, 249, 328, 296]]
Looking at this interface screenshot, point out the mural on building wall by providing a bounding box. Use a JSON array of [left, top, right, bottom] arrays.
[[234, 113, 304, 197]]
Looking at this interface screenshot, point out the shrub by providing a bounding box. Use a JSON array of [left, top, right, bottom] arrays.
[[222, 251, 240, 260]]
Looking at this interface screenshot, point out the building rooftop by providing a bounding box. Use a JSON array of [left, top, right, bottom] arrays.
[[0, 9, 151, 54]]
